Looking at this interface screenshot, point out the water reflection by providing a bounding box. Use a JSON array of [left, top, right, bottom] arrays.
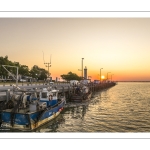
[[3, 82, 150, 132], [36, 114, 65, 132], [64, 105, 88, 120], [36, 104, 89, 132]]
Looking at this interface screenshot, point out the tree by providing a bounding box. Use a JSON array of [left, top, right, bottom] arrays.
[[0, 56, 49, 80], [30, 65, 48, 80], [0, 55, 12, 78], [60, 71, 82, 81], [19, 65, 30, 76]]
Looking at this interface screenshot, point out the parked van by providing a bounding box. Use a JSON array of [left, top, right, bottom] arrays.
[[70, 80, 79, 86], [80, 79, 91, 85], [20, 79, 27, 82], [50, 82, 54, 86]]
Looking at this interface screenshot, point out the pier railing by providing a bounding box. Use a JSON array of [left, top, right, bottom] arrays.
[[0, 80, 69, 87]]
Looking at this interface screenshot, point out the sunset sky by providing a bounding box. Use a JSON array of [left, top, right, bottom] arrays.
[[1, 18, 150, 81]]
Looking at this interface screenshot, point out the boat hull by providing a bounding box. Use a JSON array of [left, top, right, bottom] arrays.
[[1, 100, 65, 131], [70, 92, 92, 103]]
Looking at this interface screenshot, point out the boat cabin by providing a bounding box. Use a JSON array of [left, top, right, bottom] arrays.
[[39, 88, 59, 107]]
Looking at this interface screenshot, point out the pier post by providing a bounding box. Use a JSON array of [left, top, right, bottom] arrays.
[[6, 89, 10, 102], [68, 86, 71, 100]]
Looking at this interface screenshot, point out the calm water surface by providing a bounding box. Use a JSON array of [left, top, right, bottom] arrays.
[[5, 82, 150, 132]]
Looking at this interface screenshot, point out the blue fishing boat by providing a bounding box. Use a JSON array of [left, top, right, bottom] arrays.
[[0, 87, 66, 131]]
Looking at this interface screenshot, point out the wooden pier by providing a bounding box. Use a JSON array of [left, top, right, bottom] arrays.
[[0, 82, 117, 103]]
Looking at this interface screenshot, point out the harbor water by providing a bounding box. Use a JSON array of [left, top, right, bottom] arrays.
[[3, 82, 150, 132]]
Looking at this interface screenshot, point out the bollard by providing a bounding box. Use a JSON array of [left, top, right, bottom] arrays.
[[68, 86, 71, 99]]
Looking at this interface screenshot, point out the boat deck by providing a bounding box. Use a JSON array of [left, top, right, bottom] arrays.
[[2, 106, 38, 114]]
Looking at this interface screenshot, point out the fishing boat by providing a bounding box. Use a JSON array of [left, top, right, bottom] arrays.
[[0, 87, 66, 131], [70, 85, 92, 102]]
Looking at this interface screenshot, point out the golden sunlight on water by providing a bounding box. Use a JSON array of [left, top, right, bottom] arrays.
[[5, 82, 150, 133]]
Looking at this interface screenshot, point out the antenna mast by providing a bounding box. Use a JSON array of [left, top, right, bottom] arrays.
[[43, 51, 52, 78]]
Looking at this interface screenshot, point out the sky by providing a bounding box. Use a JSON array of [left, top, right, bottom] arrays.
[[1, 18, 150, 81]]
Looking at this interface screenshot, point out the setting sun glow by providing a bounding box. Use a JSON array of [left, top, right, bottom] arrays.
[[101, 76, 105, 79], [1, 18, 150, 81]]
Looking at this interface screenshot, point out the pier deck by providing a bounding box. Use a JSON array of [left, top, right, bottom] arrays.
[[0, 82, 117, 102]]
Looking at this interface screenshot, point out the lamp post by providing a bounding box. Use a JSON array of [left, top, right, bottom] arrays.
[[88, 76, 92, 79], [88, 76, 92, 82], [78, 58, 84, 79], [78, 69, 82, 77], [100, 68, 103, 83], [107, 72, 111, 82], [98, 74, 99, 80], [111, 74, 114, 82], [82, 58, 84, 79]]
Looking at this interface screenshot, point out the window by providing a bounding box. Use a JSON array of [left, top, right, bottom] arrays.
[[41, 92, 47, 98], [53, 92, 56, 96]]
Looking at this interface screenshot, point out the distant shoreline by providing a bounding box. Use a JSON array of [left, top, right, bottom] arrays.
[[117, 81, 150, 82]]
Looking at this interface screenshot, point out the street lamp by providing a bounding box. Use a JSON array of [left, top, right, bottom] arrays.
[[88, 76, 92, 82], [107, 72, 111, 82], [111, 74, 114, 82], [88, 76, 92, 79], [78, 69, 82, 77], [100, 68, 103, 83], [82, 58, 84, 79], [78, 58, 84, 79]]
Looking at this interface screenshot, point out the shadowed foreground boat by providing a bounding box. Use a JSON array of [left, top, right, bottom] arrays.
[[0, 87, 66, 131]]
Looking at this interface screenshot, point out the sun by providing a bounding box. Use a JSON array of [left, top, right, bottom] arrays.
[[101, 75, 105, 79]]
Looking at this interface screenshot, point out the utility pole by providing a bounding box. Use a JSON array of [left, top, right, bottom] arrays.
[[44, 62, 51, 77], [43, 52, 52, 79]]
